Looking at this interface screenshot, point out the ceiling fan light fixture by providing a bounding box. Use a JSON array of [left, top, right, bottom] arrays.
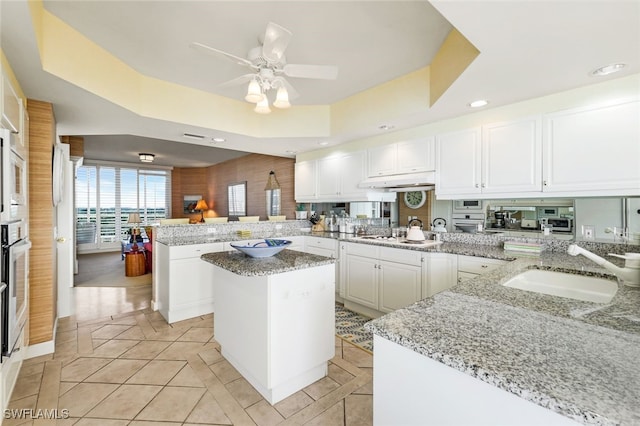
[[254, 95, 271, 114], [273, 86, 291, 109], [245, 79, 263, 103]]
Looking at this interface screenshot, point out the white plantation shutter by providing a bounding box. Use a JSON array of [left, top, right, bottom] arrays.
[[75, 162, 172, 250]]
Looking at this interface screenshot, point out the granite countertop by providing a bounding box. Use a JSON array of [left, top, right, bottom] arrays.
[[155, 231, 310, 246], [200, 249, 335, 277], [366, 252, 640, 425]]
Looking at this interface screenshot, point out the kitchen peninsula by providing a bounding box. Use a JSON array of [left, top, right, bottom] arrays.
[[200, 249, 336, 404], [366, 251, 640, 425]]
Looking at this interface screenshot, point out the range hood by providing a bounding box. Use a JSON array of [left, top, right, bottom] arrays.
[[358, 171, 436, 192]]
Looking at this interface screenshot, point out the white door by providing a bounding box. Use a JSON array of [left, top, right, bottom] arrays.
[[55, 143, 75, 318], [378, 261, 422, 313]]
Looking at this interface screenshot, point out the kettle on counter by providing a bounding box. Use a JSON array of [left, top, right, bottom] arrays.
[[406, 219, 426, 241], [431, 217, 448, 233]]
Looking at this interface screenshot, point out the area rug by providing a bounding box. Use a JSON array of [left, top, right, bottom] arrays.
[[335, 303, 373, 353]]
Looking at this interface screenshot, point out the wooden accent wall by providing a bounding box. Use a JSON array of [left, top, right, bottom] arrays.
[[170, 168, 208, 222], [59, 135, 84, 157], [170, 154, 295, 221], [27, 100, 56, 345], [207, 154, 295, 220], [398, 190, 433, 228]]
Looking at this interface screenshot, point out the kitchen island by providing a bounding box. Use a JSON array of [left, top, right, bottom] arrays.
[[366, 252, 640, 425], [201, 249, 336, 405]]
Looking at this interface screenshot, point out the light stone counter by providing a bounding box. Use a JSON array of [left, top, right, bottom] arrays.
[[200, 249, 335, 277], [366, 252, 640, 425]]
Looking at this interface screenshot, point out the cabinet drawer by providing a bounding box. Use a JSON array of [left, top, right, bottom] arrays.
[[379, 246, 422, 266], [457, 255, 506, 274], [305, 236, 338, 250], [345, 242, 378, 258], [170, 242, 224, 260]]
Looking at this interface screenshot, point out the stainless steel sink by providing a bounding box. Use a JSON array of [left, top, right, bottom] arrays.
[[503, 269, 618, 303]]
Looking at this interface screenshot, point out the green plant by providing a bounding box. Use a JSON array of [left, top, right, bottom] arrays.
[[296, 203, 306, 211]]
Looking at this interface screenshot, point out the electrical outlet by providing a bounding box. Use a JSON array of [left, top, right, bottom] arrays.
[[583, 225, 595, 240], [275, 224, 283, 230], [207, 227, 217, 234]]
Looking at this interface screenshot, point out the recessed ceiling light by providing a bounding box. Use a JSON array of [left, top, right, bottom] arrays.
[[378, 124, 395, 131], [469, 100, 489, 108], [183, 132, 205, 140], [591, 63, 626, 76], [212, 137, 226, 142], [318, 141, 329, 146]]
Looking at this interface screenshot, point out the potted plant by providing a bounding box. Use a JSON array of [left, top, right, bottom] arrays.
[[295, 204, 308, 220]]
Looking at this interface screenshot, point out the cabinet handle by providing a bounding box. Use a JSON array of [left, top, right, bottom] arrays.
[[481, 265, 488, 268], [475, 183, 479, 188], [543, 180, 548, 186], [457, 277, 463, 283], [481, 183, 486, 188]]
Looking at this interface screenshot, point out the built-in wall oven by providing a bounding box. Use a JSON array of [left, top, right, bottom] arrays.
[[1, 128, 27, 222], [1, 219, 30, 357]]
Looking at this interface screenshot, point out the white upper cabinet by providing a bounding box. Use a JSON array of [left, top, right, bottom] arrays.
[[543, 100, 640, 196], [1, 74, 21, 134], [436, 117, 542, 199], [435, 127, 482, 197], [296, 150, 376, 202], [482, 117, 542, 195], [294, 160, 317, 201], [367, 138, 435, 177]]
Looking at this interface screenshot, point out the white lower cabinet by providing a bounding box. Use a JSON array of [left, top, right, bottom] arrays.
[[423, 253, 458, 297], [305, 236, 340, 298], [156, 242, 223, 323], [343, 243, 423, 316], [457, 255, 507, 284]]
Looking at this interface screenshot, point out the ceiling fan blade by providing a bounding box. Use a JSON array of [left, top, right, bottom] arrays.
[[262, 22, 292, 63], [190, 42, 256, 70], [278, 78, 299, 100], [218, 74, 256, 88], [283, 64, 338, 80]]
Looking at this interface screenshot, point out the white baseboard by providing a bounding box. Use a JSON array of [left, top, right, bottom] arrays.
[[24, 340, 55, 359]]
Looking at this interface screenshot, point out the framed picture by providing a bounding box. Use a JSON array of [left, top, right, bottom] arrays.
[[183, 195, 201, 213]]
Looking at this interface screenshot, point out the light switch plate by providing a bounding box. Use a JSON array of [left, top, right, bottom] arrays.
[[207, 227, 217, 234]]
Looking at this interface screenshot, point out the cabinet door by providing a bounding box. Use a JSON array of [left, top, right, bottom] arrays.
[[1, 74, 20, 133], [316, 156, 341, 198], [543, 101, 640, 194], [340, 151, 367, 198], [436, 128, 482, 197], [482, 117, 542, 194], [423, 253, 458, 297], [294, 161, 317, 201], [345, 255, 379, 309], [397, 138, 435, 174], [378, 261, 422, 313], [368, 144, 397, 177]]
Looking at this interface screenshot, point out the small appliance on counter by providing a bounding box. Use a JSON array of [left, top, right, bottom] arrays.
[[406, 219, 426, 241], [521, 219, 539, 230], [431, 218, 447, 233]]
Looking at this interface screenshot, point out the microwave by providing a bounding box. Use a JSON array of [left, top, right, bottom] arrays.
[[453, 200, 485, 213], [541, 217, 573, 232]]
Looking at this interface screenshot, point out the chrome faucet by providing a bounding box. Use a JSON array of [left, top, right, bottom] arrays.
[[567, 244, 640, 287]]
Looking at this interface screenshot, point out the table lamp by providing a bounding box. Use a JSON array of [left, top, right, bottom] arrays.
[[128, 213, 141, 242], [195, 199, 208, 223]]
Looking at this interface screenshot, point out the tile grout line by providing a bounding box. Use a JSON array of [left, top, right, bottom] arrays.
[[186, 353, 256, 426]]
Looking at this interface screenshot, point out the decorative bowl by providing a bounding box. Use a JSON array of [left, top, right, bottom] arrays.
[[230, 239, 292, 258]]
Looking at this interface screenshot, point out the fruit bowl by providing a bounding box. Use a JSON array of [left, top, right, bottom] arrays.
[[230, 239, 292, 258]]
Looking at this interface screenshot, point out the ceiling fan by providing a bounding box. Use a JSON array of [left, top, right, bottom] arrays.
[[191, 22, 338, 113]]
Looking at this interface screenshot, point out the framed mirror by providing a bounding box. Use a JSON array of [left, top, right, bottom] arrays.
[[228, 181, 247, 218]]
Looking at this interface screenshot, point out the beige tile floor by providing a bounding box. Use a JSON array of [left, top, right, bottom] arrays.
[[6, 286, 373, 425]]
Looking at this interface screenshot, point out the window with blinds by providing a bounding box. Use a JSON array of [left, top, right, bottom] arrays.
[[75, 163, 171, 249]]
